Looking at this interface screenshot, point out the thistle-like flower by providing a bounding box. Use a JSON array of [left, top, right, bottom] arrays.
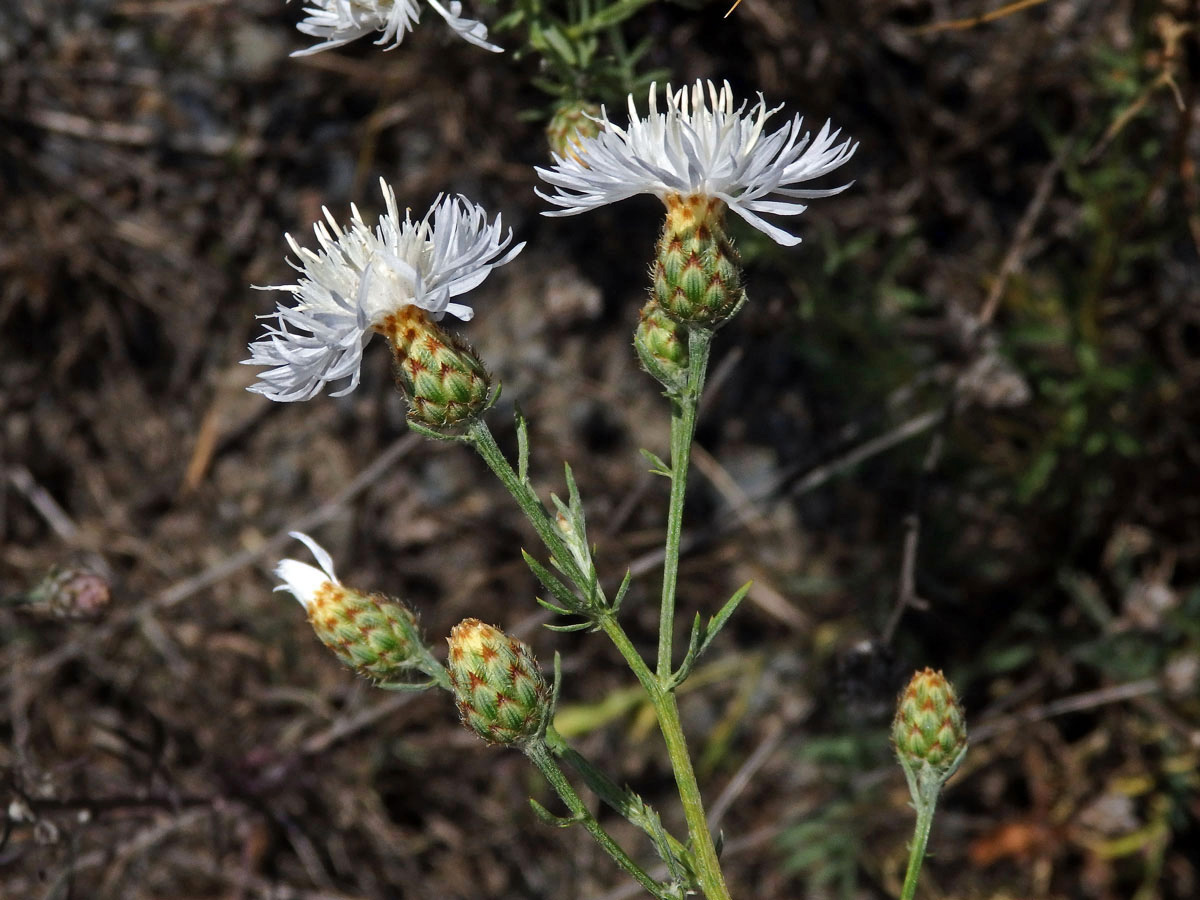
[[244, 179, 522, 404], [275, 532, 433, 683], [290, 0, 501, 57], [535, 80, 857, 247]]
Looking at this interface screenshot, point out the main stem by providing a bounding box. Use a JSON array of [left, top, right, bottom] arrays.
[[467, 382, 732, 898], [525, 742, 670, 900], [649, 327, 729, 900], [657, 328, 712, 678], [899, 782, 939, 900]]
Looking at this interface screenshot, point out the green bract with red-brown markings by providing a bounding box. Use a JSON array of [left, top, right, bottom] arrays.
[[275, 531, 424, 682], [652, 194, 746, 328], [446, 619, 549, 746], [380, 306, 492, 428], [892, 668, 968, 782], [634, 299, 689, 389]]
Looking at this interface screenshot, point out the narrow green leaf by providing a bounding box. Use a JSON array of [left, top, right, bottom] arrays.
[[376, 679, 439, 693], [640, 447, 671, 476], [529, 798, 582, 828], [669, 613, 705, 688], [610, 569, 633, 615], [695, 581, 751, 660], [543, 620, 594, 633], [523, 550, 583, 611], [536, 596, 575, 616], [541, 25, 578, 65], [515, 402, 530, 484]]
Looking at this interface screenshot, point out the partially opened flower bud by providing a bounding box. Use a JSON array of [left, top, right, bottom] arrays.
[[446, 619, 549, 746], [276, 532, 426, 683], [381, 307, 492, 428], [634, 300, 689, 389], [892, 668, 968, 785]]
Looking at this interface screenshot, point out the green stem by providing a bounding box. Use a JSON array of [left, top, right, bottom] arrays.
[[657, 328, 712, 678], [647, 327, 730, 900], [467, 420, 596, 599], [652, 688, 731, 900], [545, 725, 690, 863], [593, 618, 729, 899], [525, 741, 671, 900], [558, 613, 727, 898], [467, 397, 730, 898], [899, 781, 939, 900]]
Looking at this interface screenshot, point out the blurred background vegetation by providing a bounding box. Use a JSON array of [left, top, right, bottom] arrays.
[[1, 0, 1198, 897]]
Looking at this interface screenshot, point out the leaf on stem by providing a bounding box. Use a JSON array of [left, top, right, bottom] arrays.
[[376, 679, 443, 693], [529, 798, 585, 828], [640, 447, 672, 477], [610, 569, 633, 616], [406, 419, 472, 443], [668, 582, 751, 689], [543, 620, 595, 633], [523, 550, 585, 613], [514, 402, 530, 484], [535, 596, 576, 616]]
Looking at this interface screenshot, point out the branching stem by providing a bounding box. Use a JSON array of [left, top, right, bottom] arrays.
[[525, 741, 672, 900]]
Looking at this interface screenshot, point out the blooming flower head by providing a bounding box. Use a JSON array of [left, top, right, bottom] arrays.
[[535, 80, 857, 246], [291, 0, 501, 56], [245, 179, 522, 403]]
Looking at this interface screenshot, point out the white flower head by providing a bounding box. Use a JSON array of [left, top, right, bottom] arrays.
[[290, 0, 501, 56], [244, 178, 523, 402], [275, 532, 340, 612], [535, 80, 858, 246]]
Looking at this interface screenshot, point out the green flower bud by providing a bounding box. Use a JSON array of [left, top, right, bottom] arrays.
[[546, 100, 602, 164], [382, 307, 492, 429], [634, 300, 689, 390], [14, 566, 111, 620], [892, 668, 968, 785], [653, 193, 746, 328], [447, 619, 549, 746], [276, 533, 428, 684]]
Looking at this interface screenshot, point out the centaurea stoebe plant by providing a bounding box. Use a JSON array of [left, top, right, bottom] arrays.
[[253, 9, 965, 895]]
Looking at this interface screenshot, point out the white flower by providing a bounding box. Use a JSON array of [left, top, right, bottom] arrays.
[[274, 532, 340, 612], [535, 80, 858, 246], [244, 179, 523, 402], [290, 0, 501, 57]]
